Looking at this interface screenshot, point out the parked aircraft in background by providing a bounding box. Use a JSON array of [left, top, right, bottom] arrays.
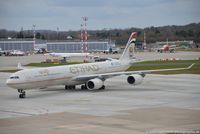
[[0, 48, 5, 56], [103, 47, 119, 54], [156, 44, 176, 53], [34, 48, 49, 54], [6, 32, 194, 98], [44, 52, 93, 62], [10, 50, 26, 56], [46, 52, 91, 58]]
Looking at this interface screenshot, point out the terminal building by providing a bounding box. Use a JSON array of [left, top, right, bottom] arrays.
[[47, 41, 115, 53], [0, 39, 115, 53], [0, 39, 35, 52]]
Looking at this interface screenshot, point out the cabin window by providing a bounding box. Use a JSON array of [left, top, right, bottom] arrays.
[[10, 76, 19, 79]]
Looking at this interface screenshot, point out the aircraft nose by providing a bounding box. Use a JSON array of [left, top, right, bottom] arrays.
[[6, 79, 17, 89], [6, 79, 15, 87], [6, 79, 12, 86]]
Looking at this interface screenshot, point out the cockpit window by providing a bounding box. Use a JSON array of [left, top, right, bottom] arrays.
[[10, 76, 19, 79]]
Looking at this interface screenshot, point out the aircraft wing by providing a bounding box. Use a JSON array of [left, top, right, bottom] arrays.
[[72, 63, 195, 81], [129, 63, 195, 74]]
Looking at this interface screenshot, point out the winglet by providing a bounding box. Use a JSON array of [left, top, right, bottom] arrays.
[[187, 63, 195, 69], [17, 62, 27, 70], [17, 63, 22, 69]]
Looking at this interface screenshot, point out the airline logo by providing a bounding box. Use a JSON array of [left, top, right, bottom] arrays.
[[130, 32, 137, 38], [128, 32, 137, 58], [69, 65, 100, 74], [129, 32, 137, 44]]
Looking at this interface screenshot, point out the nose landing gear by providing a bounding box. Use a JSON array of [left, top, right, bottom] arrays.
[[18, 89, 26, 98]]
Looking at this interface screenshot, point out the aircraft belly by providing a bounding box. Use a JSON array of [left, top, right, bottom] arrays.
[[8, 83, 32, 90], [11, 76, 71, 89], [63, 80, 84, 85]]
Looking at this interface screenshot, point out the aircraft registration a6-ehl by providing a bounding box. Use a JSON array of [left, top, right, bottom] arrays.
[[6, 32, 194, 98]]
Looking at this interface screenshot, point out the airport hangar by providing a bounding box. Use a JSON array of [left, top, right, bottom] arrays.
[[0, 39, 35, 52], [0, 39, 115, 53]]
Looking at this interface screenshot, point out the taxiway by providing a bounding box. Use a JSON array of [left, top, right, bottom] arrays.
[[0, 51, 200, 70], [0, 73, 200, 133]]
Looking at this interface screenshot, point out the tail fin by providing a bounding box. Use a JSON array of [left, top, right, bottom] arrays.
[[119, 32, 137, 61], [17, 63, 22, 69]]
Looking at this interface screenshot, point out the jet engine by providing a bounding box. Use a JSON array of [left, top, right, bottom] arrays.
[[127, 74, 143, 85], [86, 78, 103, 90]]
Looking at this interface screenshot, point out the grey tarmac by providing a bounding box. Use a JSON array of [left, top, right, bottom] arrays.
[[0, 73, 200, 134]]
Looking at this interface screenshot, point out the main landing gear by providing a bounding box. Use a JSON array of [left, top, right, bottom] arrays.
[[65, 84, 105, 91], [81, 84, 105, 90], [100, 85, 105, 90], [65, 85, 87, 90], [65, 85, 76, 90], [18, 89, 25, 98], [81, 84, 87, 90]]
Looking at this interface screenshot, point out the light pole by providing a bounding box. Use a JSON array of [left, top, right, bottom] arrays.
[[81, 16, 88, 62], [33, 25, 36, 49], [57, 27, 59, 40]]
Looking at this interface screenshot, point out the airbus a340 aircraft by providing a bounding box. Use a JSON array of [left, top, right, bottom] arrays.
[[6, 32, 194, 98]]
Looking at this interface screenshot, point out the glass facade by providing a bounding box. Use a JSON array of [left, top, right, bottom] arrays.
[[0, 40, 114, 53], [0, 41, 34, 51], [47, 41, 110, 53]]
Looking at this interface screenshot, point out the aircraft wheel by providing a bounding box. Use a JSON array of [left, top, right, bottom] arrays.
[[99, 85, 105, 90], [81, 85, 85, 90], [19, 93, 25, 98], [19, 94, 22, 98], [65, 85, 76, 90], [18, 89, 26, 98], [81, 85, 87, 90]]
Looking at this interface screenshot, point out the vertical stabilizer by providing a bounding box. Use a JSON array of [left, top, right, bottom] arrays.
[[119, 32, 137, 61]]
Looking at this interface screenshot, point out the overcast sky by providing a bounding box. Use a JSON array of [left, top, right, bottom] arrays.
[[0, 0, 200, 31]]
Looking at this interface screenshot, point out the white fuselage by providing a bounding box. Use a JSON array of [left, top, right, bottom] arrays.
[[6, 60, 130, 90]]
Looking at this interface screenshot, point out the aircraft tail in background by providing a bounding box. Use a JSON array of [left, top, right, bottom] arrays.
[[119, 32, 137, 61]]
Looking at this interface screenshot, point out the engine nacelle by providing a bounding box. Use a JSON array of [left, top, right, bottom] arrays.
[[127, 74, 143, 85], [86, 78, 103, 90]]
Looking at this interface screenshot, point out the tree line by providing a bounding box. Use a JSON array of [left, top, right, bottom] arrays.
[[0, 23, 199, 46]]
